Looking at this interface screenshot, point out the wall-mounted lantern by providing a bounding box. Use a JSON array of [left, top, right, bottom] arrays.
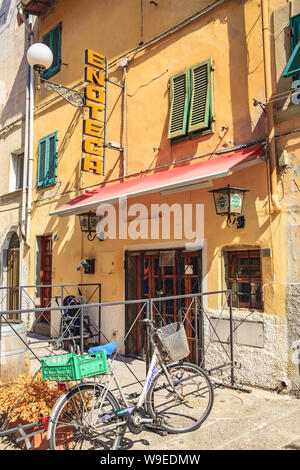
[[78, 212, 102, 241], [209, 185, 249, 228]]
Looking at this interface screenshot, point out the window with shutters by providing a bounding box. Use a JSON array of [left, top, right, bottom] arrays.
[[42, 22, 62, 80], [37, 132, 58, 189], [168, 58, 213, 140], [282, 14, 300, 79]]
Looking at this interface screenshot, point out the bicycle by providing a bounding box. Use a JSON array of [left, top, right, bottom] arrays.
[[45, 319, 214, 450]]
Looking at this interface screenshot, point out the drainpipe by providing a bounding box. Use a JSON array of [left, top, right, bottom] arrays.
[[21, 15, 33, 241], [26, 43, 34, 242], [122, 61, 128, 178], [19, 12, 33, 313], [261, 0, 281, 212]]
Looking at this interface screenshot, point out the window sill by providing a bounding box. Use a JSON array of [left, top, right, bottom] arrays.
[[0, 188, 23, 198], [169, 126, 214, 145], [226, 306, 264, 315], [37, 182, 56, 191]]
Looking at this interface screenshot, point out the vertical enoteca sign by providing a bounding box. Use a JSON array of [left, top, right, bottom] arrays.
[[82, 49, 106, 175]]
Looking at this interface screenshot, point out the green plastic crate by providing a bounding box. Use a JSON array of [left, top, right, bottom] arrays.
[[41, 350, 108, 381]]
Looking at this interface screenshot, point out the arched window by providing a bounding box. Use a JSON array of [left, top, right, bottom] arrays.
[[8, 232, 20, 249]]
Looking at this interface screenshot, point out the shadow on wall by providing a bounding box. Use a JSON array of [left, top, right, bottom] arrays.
[[116, 1, 266, 172], [271, 2, 296, 111], [0, 0, 12, 26], [227, 1, 263, 145], [0, 4, 38, 127]]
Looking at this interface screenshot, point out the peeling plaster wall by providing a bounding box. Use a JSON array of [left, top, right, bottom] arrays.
[[275, 148, 300, 389], [286, 284, 300, 390], [204, 309, 289, 389], [272, 0, 300, 391], [0, 1, 34, 293], [285, 198, 300, 389]]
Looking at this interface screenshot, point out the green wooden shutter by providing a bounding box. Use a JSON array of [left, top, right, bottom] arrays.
[[37, 133, 58, 188], [167, 70, 190, 139], [37, 139, 47, 188], [282, 42, 300, 77], [50, 23, 62, 75], [42, 22, 62, 80], [188, 59, 212, 133], [291, 13, 300, 51], [46, 133, 58, 185], [43, 31, 51, 50], [282, 14, 300, 78]]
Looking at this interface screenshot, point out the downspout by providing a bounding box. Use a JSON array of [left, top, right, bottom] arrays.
[[26, 23, 35, 242], [19, 13, 33, 312], [21, 15, 33, 241], [261, 0, 281, 212], [122, 62, 128, 178]]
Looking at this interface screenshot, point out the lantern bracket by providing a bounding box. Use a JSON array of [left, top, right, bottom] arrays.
[[77, 212, 104, 241], [41, 78, 85, 108]]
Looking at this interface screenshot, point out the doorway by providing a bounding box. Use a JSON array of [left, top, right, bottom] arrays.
[[39, 235, 52, 323], [125, 249, 203, 363], [7, 232, 20, 319]]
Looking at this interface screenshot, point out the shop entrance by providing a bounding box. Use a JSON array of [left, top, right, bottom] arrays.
[[125, 249, 203, 363]]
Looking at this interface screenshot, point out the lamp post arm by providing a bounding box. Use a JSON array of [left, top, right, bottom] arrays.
[[41, 78, 85, 108]]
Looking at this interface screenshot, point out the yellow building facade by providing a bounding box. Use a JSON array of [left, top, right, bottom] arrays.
[[21, 0, 300, 391]]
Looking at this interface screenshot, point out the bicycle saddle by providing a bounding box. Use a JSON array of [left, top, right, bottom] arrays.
[[88, 342, 117, 357]]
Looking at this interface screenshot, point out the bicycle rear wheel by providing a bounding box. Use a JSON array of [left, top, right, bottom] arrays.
[[146, 362, 214, 433], [49, 383, 125, 450]]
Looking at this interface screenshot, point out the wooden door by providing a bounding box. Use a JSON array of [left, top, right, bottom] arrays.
[[125, 249, 202, 363], [40, 235, 52, 323]]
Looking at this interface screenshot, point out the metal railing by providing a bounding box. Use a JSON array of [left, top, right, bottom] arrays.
[[0, 283, 101, 351], [0, 288, 251, 444], [0, 287, 243, 386]]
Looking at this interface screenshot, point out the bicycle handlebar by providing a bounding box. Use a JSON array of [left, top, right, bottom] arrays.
[[138, 318, 154, 326], [137, 318, 157, 338]]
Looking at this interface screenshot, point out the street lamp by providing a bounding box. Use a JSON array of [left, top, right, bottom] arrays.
[[209, 185, 249, 228], [26, 42, 85, 107], [77, 212, 104, 241], [27, 42, 53, 74]]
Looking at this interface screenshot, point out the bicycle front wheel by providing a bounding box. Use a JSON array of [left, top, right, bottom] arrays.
[[49, 383, 125, 450], [146, 362, 214, 433]]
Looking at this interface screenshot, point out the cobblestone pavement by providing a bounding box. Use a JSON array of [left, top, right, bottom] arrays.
[[1, 338, 299, 451], [130, 386, 300, 451]]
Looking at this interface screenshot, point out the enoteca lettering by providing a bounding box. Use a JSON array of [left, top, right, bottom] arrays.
[[82, 49, 106, 175]]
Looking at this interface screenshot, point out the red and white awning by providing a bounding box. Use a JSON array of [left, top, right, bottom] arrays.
[[50, 144, 265, 217]]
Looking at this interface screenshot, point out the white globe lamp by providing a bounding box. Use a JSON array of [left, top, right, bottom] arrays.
[[27, 43, 53, 74]]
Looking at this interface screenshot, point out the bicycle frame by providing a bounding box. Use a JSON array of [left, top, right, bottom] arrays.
[[111, 332, 180, 414], [136, 344, 160, 408], [47, 330, 181, 442]]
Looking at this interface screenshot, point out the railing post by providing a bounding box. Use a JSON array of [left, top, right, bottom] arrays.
[[194, 296, 199, 367], [229, 290, 235, 386], [199, 293, 205, 369], [80, 304, 84, 354], [145, 299, 150, 373]]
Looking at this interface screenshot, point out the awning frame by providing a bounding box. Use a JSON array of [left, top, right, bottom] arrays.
[[50, 145, 265, 217]]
